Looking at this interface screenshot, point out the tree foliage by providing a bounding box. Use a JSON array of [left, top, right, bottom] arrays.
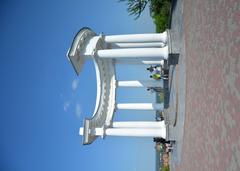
[[120, 0, 171, 32], [119, 0, 149, 19]]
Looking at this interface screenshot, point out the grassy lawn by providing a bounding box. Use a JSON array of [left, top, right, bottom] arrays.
[[150, 0, 171, 33]]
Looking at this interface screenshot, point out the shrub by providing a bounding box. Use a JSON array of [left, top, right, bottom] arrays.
[[151, 0, 171, 32], [120, 0, 171, 32], [161, 165, 170, 171]]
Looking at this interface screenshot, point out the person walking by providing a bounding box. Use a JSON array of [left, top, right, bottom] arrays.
[[146, 65, 154, 72], [153, 65, 163, 74], [150, 73, 161, 80]]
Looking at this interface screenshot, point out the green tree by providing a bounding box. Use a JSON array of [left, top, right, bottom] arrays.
[[120, 0, 171, 32], [119, 0, 149, 19]]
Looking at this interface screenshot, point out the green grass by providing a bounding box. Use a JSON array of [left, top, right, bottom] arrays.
[[161, 165, 170, 171], [150, 0, 171, 33]]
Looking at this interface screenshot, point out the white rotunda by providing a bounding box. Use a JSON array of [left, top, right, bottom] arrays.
[[67, 27, 171, 145]]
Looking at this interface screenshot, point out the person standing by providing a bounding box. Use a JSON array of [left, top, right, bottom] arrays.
[[150, 73, 161, 80], [146, 65, 154, 72]]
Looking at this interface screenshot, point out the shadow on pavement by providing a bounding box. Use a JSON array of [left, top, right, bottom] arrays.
[[164, 54, 179, 109], [168, 0, 178, 29]]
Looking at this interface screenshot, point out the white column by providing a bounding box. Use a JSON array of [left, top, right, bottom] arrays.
[[117, 80, 163, 88], [112, 121, 165, 128], [141, 60, 164, 65], [115, 59, 164, 65], [104, 31, 167, 43], [111, 42, 165, 48], [105, 128, 166, 138], [80, 127, 166, 138], [116, 103, 163, 110], [79, 127, 104, 136], [97, 46, 168, 60], [79, 127, 84, 135]]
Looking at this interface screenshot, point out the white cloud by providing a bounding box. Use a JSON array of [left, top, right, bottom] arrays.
[[75, 102, 82, 118], [62, 79, 82, 116], [72, 79, 79, 91], [63, 101, 70, 112], [59, 93, 63, 99]]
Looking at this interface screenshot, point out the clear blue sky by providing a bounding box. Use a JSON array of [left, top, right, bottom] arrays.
[[0, 0, 157, 171]]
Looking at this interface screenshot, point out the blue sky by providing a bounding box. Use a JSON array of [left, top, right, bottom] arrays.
[[0, 0, 157, 170]]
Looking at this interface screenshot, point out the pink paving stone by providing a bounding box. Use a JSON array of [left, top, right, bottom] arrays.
[[175, 0, 240, 170]]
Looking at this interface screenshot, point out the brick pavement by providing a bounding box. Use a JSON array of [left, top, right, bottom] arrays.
[[175, 0, 240, 170]]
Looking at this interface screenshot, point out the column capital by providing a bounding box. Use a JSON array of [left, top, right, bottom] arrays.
[[93, 127, 105, 138]]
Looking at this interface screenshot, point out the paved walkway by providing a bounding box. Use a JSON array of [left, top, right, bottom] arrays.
[[170, 0, 240, 170], [164, 0, 185, 167]]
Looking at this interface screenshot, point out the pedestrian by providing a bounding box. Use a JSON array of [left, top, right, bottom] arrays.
[[153, 65, 163, 74], [146, 65, 154, 72], [147, 87, 155, 93], [165, 143, 173, 152], [150, 73, 161, 80]]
